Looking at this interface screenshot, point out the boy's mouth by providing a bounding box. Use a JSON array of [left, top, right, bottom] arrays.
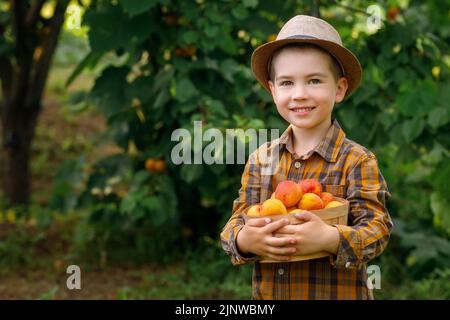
[[290, 106, 316, 114]]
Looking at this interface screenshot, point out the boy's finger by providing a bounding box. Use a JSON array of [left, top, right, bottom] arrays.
[[246, 217, 271, 227], [274, 224, 296, 235], [266, 245, 297, 256], [263, 218, 290, 233], [294, 211, 314, 222], [266, 236, 297, 247]]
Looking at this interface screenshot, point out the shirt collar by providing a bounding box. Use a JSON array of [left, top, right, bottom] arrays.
[[278, 119, 346, 163]]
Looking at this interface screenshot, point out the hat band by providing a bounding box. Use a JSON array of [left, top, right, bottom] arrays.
[[267, 34, 346, 80], [285, 34, 318, 40]]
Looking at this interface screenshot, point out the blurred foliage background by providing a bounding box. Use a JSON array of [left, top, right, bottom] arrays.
[[0, 0, 449, 299]]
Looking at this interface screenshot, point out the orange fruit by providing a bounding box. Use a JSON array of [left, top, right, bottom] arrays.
[[325, 201, 343, 208], [154, 159, 166, 172], [145, 159, 156, 172]]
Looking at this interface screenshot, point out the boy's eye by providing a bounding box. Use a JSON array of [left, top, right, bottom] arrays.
[[308, 78, 321, 84], [279, 80, 293, 86]]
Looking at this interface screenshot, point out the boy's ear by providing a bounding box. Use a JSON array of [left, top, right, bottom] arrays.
[[335, 77, 348, 103], [268, 80, 276, 99]]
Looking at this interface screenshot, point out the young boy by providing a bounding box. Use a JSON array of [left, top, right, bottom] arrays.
[[220, 15, 393, 300]]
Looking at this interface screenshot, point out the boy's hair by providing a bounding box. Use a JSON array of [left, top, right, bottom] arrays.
[[268, 43, 344, 83]]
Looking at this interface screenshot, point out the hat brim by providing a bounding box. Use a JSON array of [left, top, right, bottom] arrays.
[[251, 38, 362, 98]]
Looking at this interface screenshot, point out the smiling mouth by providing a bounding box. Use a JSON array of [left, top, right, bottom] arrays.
[[290, 107, 316, 112]]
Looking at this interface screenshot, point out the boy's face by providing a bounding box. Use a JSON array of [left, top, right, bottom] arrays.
[[268, 46, 348, 130]]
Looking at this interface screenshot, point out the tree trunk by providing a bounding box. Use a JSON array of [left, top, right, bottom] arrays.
[[2, 101, 40, 204], [310, 0, 321, 18], [0, 0, 69, 206]]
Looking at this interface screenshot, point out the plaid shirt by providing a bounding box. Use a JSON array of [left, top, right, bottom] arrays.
[[220, 119, 393, 300]]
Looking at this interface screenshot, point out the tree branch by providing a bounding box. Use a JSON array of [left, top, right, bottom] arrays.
[[310, 0, 321, 18], [0, 17, 12, 98], [12, 0, 30, 63], [27, 0, 69, 108], [328, 0, 372, 17], [0, 56, 13, 98], [9, 0, 35, 112], [25, 0, 47, 28]]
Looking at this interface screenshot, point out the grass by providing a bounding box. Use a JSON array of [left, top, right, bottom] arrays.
[[0, 207, 253, 299]]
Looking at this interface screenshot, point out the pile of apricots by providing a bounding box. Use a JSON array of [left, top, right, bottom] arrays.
[[247, 179, 343, 217]]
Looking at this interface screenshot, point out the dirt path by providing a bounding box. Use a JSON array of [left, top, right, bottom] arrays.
[[0, 264, 161, 299]]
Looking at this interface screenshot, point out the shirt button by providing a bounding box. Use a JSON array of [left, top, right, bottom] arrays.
[[345, 261, 351, 268], [278, 268, 285, 276], [294, 161, 301, 169]]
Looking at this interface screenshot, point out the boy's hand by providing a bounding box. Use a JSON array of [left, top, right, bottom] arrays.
[[236, 217, 298, 261], [274, 212, 340, 255]]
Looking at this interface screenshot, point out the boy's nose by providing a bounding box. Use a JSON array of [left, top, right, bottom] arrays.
[[292, 83, 308, 100]]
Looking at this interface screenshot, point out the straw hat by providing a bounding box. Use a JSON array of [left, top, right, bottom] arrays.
[[251, 15, 362, 98]]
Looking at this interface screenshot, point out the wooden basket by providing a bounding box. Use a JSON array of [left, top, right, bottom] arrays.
[[242, 197, 349, 263]]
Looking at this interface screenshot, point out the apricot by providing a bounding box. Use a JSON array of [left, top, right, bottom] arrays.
[[286, 207, 299, 213], [320, 192, 335, 207], [298, 179, 322, 195], [299, 193, 324, 210], [287, 208, 304, 214], [145, 159, 156, 172], [175, 45, 197, 57], [274, 180, 303, 207], [325, 201, 343, 208], [154, 159, 167, 172], [146, 158, 167, 173], [260, 199, 287, 216], [247, 204, 262, 217]]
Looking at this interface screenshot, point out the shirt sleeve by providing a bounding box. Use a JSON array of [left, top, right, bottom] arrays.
[[330, 153, 393, 269], [220, 150, 261, 265]]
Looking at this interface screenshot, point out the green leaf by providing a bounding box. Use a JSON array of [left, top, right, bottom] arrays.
[[131, 170, 151, 187], [396, 91, 419, 117], [243, 0, 259, 8], [126, 76, 153, 103], [220, 59, 239, 82], [430, 193, 450, 237], [397, 79, 437, 117], [118, 0, 160, 16], [65, 52, 104, 88], [218, 32, 238, 55], [174, 77, 199, 102], [180, 164, 204, 183], [181, 30, 199, 45], [232, 5, 249, 20], [153, 89, 171, 110], [337, 106, 359, 130], [156, 175, 178, 219], [205, 25, 220, 38], [89, 66, 128, 118], [430, 160, 450, 196], [174, 103, 195, 115], [141, 196, 162, 212], [49, 156, 86, 212], [120, 194, 137, 214], [402, 117, 425, 143], [206, 99, 228, 118], [153, 67, 175, 93], [418, 79, 438, 110], [85, 4, 155, 52], [428, 107, 449, 129]]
